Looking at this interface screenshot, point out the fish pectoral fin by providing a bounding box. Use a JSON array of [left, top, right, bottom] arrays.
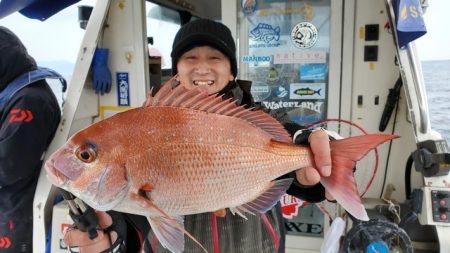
[[140, 183, 154, 192], [129, 192, 208, 253], [213, 209, 227, 218], [148, 216, 185, 253], [230, 178, 293, 217]]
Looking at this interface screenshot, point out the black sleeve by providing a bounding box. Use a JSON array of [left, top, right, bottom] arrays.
[[123, 214, 151, 253], [0, 83, 59, 186], [280, 122, 326, 203]]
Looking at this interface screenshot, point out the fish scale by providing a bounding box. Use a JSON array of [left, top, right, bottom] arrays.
[[124, 142, 312, 215]]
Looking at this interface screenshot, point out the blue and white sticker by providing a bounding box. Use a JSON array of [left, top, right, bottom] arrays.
[[290, 83, 325, 100], [241, 0, 257, 15], [274, 85, 288, 98], [291, 22, 318, 49], [300, 64, 327, 81], [116, 72, 130, 106]]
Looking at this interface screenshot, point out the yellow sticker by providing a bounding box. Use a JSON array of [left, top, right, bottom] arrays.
[[99, 106, 132, 120]]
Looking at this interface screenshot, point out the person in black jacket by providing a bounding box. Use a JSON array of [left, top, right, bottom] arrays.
[[64, 19, 333, 253], [0, 26, 61, 253]]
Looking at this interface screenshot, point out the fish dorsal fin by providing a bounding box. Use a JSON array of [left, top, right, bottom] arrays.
[[145, 77, 291, 143], [229, 178, 293, 218]]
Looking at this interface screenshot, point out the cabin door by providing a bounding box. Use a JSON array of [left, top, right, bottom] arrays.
[[223, 0, 343, 251]]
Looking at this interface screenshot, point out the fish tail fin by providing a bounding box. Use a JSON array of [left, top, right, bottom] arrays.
[[321, 134, 399, 221]]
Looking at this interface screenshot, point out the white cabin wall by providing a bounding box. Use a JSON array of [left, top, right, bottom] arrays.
[[97, 0, 149, 115], [344, 0, 419, 202], [69, 0, 149, 134]]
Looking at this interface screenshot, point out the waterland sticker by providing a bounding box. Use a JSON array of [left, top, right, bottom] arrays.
[[261, 101, 323, 114]]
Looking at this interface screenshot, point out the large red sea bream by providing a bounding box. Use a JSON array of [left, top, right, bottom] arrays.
[[45, 78, 398, 253]]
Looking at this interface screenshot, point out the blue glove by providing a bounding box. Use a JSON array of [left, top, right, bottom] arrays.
[[91, 48, 112, 95]]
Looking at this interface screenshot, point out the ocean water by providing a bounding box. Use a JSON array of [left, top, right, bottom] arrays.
[[422, 60, 450, 142]]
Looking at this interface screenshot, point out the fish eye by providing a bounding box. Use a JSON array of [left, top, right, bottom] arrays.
[[76, 146, 96, 163]]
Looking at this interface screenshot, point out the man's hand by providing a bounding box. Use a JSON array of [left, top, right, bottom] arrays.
[[64, 211, 117, 253], [295, 130, 335, 200]]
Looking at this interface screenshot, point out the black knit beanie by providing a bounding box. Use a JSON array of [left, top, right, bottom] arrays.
[[171, 19, 237, 78]]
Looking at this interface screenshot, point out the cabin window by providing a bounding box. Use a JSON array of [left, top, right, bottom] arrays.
[[145, 2, 181, 70]]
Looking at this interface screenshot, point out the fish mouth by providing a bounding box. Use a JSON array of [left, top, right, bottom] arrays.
[[193, 80, 214, 86], [45, 159, 68, 187]]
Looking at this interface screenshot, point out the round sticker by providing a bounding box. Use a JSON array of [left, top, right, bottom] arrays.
[[291, 22, 318, 49], [241, 0, 257, 16]]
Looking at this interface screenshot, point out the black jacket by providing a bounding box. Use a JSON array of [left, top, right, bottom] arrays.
[[0, 26, 61, 222]]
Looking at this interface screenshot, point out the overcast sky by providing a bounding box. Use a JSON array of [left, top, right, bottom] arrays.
[[0, 0, 448, 63], [415, 0, 450, 61]]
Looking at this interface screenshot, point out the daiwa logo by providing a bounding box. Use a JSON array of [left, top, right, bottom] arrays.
[[0, 236, 11, 249], [9, 109, 33, 123], [241, 55, 272, 63], [261, 101, 323, 113]]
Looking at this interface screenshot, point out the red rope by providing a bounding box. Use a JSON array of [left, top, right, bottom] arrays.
[[210, 213, 220, 253], [261, 213, 279, 251], [152, 235, 157, 253]]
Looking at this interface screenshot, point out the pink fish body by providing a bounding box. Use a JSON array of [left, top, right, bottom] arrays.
[[45, 79, 398, 253]]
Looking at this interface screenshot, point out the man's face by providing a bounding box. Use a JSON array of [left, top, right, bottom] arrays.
[[176, 46, 234, 95]]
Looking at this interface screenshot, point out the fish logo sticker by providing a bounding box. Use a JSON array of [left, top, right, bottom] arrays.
[[250, 23, 280, 43], [290, 83, 325, 100], [295, 88, 321, 96], [291, 22, 318, 48]]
